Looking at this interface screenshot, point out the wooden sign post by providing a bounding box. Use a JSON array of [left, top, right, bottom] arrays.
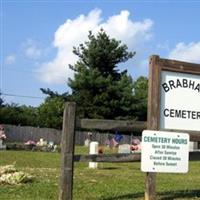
[[146, 55, 200, 200], [145, 55, 160, 200]]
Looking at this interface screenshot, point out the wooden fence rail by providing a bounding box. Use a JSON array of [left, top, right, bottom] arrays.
[[74, 151, 200, 163], [74, 153, 141, 163], [76, 118, 147, 132]]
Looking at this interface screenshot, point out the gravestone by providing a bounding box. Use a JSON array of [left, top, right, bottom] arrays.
[[189, 142, 198, 151], [118, 144, 131, 154], [0, 139, 6, 150], [89, 141, 99, 169], [0, 125, 6, 150]]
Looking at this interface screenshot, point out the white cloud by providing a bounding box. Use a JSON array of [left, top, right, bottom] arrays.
[[101, 10, 153, 46], [157, 41, 170, 52], [23, 39, 42, 59], [169, 42, 200, 63], [39, 8, 153, 84], [5, 54, 16, 65]]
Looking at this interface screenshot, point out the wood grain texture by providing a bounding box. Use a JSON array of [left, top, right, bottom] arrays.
[[146, 55, 160, 200], [59, 102, 76, 200], [74, 153, 141, 162], [159, 57, 200, 75], [76, 118, 146, 132], [148, 55, 161, 130]]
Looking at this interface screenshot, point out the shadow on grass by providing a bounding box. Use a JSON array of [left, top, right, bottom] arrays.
[[101, 192, 144, 200], [101, 190, 200, 200], [98, 167, 120, 170], [159, 189, 200, 200]]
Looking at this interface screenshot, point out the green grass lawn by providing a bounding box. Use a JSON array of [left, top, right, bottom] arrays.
[[0, 147, 200, 200]]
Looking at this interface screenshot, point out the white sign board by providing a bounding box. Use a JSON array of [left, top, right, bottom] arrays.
[[160, 71, 200, 131], [141, 130, 189, 173]]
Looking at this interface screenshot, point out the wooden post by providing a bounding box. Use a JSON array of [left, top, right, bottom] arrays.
[[145, 172, 156, 200], [59, 102, 76, 200], [145, 55, 160, 200]]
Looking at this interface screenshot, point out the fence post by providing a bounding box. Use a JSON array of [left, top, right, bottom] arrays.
[[59, 102, 76, 200]]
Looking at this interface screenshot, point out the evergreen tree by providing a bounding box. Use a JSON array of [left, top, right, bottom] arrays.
[[40, 88, 69, 101], [68, 29, 136, 119]]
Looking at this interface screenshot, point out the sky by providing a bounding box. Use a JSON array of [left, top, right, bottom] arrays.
[[1, 0, 200, 107]]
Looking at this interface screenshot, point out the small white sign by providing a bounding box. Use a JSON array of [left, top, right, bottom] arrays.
[[141, 130, 189, 173], [160, 71, 200, 131]]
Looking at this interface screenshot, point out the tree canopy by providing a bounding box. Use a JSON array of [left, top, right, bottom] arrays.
[[37, 96, 65, 129], [0, 103, 38, 126]]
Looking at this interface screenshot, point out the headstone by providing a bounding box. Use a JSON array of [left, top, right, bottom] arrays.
[[0, 125, 6, 150], [84, 139, 90, 147], [89, 141, 98, 169], [0, 139, 6, 150], [37, 138, 47, 146], [189, 142, 198, 151], [118, 144, 131, 154]]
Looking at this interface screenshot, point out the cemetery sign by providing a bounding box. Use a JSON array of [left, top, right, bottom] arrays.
[[148, 56, 200, 141]]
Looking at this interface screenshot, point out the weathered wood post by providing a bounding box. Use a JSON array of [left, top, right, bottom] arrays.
[[145, 55, 160, 200], [59, 102, 76, 200]]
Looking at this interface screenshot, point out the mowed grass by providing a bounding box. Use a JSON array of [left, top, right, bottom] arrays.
[[0, 147, 199, 200]]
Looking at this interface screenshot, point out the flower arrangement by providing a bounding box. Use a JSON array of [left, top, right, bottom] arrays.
[[130, 138, 141, 152], [24, 140, 36, 146], [0, 125, 6, 140], [0, 133, 6, 140]]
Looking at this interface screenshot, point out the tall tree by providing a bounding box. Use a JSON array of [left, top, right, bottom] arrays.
[[37, 97, 65, 129], [68, 29, 136, 119], [36, 89, 70, 129], [133, 76, 148, 121]]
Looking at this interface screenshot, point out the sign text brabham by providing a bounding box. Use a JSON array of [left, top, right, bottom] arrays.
[[162, 78, 200, 93]]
